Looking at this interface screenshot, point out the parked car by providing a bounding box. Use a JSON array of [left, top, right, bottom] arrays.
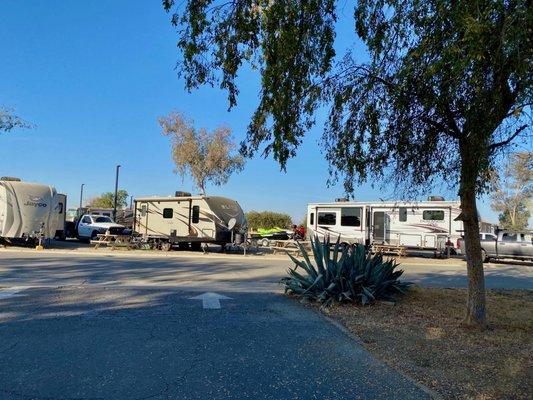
[[457, 231, 533, 262], [77, 214, 125, 241]]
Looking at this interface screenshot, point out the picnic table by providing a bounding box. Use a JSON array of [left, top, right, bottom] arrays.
[[270, 240, 311, 257], [370, 243, 406, 257], [91, 233, 134, 250]]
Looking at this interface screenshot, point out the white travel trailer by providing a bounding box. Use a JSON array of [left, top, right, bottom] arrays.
[[0, 178, 65, 244], [307, 198, 463, 250], [134, 193, 247, 249]]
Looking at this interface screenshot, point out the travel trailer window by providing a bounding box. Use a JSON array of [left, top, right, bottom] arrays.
[[141, 204, 147, 217], [341, 207, 361, 227], [163, 208, 173, 219], [318, 212, 336, 226], [310, 213, 314, 225], [192, 205, 200, 223], [399, 207, 407, 222], [423, 210, 445, 220]]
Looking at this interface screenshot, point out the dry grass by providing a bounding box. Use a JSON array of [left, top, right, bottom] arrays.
[[320, 288, 533, 399]]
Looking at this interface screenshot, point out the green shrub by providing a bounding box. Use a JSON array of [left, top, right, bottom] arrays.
[[246, 210, 292, 231], [281, 236, 411, 305]]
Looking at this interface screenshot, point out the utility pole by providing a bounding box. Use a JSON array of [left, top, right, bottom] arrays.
[[113, 165, 121, 221], [79, 183, 85, 209]]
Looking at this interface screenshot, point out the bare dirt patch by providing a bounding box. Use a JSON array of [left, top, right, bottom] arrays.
[[320, 287, 532, 399]]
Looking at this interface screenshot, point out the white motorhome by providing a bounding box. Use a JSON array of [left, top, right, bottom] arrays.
[[307, 198, 463, 250], [0, 178, 65, 244], [134, 193, 247, 249]]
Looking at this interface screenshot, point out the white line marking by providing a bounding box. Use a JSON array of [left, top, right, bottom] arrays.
[[189, 292, 232, 309]]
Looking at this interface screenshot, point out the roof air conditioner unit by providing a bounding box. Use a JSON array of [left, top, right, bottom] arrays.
[[0, 176, 22, 181]]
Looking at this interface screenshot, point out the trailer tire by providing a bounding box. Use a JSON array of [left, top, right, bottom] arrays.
[[161, 242, 171, 252], [340, 242, 350, 250]]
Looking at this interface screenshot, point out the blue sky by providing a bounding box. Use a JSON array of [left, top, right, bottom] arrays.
[[0, 1, 505, 223]]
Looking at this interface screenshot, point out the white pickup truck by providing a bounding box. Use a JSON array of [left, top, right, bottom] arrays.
[[77, 214, 125, 241], [458, 231, 533, 262]]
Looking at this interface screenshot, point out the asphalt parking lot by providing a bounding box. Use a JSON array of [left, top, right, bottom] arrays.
[[0, 247, 531, 399], [0, 245, 531, 291]]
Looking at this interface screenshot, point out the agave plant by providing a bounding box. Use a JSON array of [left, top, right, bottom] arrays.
[[281, 236, 411, 305]]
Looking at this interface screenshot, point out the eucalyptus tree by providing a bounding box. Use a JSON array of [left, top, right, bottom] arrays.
[[491, 152, 532, 232], [159, 111, 244, 195], [163, 0, 532, 326]]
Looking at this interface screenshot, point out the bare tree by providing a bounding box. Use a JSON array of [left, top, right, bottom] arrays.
[[492, 152, 532, 232], [159, 112, 244, 194]]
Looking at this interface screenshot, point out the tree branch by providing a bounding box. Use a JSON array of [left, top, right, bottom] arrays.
[[489, 124, 528, 150], [420, 116, 460, 139]]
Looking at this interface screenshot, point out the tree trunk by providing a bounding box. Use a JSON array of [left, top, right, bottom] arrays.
[[459, 145, 487, 328]]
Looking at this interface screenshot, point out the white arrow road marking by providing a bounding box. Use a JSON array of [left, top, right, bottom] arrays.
[[0, 286, 31, 299], [189, 292, 232, 309]]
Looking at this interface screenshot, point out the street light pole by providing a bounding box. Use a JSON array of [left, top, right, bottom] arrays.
[[79, 183, 85, 209], [113, 165, 121, 221]]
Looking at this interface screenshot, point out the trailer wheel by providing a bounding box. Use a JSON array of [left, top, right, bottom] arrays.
[[161, 242, 171, 252], [340, 242, 350, 250]]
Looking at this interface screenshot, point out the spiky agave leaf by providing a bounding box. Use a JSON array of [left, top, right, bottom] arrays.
[[282, 238, 411, 305]]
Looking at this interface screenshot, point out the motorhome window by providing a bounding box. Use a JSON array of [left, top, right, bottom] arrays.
[[318, 212, 336, 226], [422, 210, 444, 220], [341, 208, 361, 227], [310, 213, 314, 225], [502, 233, 517, 242], [163, 208, 173, 219], [399, 207, 407, 222], [141, 204, 147, 217], [192, 205, 200, 223]]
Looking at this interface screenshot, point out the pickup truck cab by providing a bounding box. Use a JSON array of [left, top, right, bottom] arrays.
[[77, 214, 125, 241], [459, 231, 533, 262]]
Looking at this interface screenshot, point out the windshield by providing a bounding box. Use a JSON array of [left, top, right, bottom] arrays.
[[95, 216, 113, 223]]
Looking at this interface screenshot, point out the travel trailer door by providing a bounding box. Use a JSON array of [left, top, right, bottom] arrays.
[[372, 211, 390, 243], [137, 202, 149, 235]]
